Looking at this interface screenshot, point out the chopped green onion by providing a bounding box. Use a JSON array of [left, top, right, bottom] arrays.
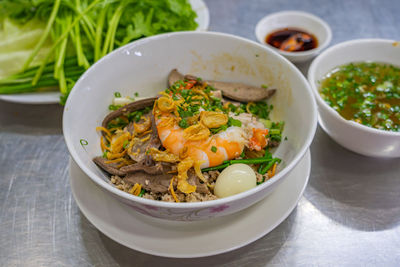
[[114, 92, 121, 97], [138, 188, 146, 197], [270, 129, 281, 135], [211, 146, 218, 153], [80, 139, 88, 146], [210, 124, 228, 134], [228, 117, 242, 127], [178, 119, 189, 129], [109, 104, 122, 111], [247, 101, 273, 119]]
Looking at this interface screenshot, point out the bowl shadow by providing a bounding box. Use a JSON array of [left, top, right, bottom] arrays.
[[305, 126, 400, 231], [101, 209, 296, 266], [79, 208, 298, 266]]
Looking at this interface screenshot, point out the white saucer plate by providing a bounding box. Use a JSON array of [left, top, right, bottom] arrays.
[[69, 150, 311, 258], [0, 0, 209, 105], [191, 0, 210, 31]]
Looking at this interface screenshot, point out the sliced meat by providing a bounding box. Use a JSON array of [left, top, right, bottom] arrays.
[[124, 110, 152, 136], [148, 113, 161, 149], [120, 161, 173, 175], [127, 112, 153, 162], [143, 113, 162, 166], [169, 69, 277, 103], [126, 122, 135, 135], [268, 140, 280, 148], [101, 97, 156, 136], [124, 172, 172, 193], [206, 80, 276, 102], [120, 162, 162, 174], [168, 68, 185, 87], [125, 112, 162, 165], [93, 156, 126, 176], [128, 136, 149, 162], [187, 170, 210, 194], [184, 74, 205, 85]]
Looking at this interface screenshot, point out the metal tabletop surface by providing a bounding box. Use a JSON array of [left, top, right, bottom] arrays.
[[1, 0, 400, 266]]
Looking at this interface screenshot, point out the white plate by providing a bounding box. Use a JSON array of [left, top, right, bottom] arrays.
[[191, 0, 210, 31], [0, 0, 209, 105], [0, 91, 62, 105], [69, 150, 311, 258]]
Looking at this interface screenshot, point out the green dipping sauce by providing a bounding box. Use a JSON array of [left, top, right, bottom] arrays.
[[319, 62, 400, 132]]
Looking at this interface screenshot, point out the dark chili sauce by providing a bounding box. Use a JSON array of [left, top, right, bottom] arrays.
[[265, 28, 318, 52]]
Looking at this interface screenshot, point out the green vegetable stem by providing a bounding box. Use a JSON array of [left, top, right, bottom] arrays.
[[201, 155, 281, 173], [0, 0, 198, 104]]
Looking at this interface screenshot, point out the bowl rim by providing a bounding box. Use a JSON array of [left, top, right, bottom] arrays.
[[255, 10, 332, 57], [63, 31, 318, 209], [308, 38, 400, 137]]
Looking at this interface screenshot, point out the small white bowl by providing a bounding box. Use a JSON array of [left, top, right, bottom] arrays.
[[255, 10, 332, 63], [63, 31, 317, 221], [308, 39, 400, 158]]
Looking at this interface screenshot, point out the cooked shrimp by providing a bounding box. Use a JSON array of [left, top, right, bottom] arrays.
[[153, 79, 270, 170], [156, 118, 244, 168], [155, 115, 267, 168]]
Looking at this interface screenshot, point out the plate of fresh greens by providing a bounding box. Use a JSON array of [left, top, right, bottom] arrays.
[[0, 0, 209, 104]]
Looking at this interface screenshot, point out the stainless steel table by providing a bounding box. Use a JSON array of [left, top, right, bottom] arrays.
[[1, 0, 399, 266]]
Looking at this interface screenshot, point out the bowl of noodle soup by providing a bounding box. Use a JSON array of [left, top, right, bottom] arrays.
[[63, 31, 317, 221]]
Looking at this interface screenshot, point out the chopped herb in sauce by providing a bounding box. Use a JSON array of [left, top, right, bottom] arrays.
[[320, 62, 400, 132]]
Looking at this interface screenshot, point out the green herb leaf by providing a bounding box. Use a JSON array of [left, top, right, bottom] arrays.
[[108, 104, 121, 111], [210, 124, 228, 134], [138, 188, 146, 197], [228, 117, 242, 127], [123, 140, 129, 149], [0, 0, 199, 103], [178, 119, 189, 128]]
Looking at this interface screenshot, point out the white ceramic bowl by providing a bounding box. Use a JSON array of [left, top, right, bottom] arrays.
[[308, 39, 400, 158], [63, 31, 317, 221], [255, 10, 332, 63]]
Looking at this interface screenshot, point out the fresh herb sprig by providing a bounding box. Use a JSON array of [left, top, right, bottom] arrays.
[[247, 101, 274, 119], [0, 0, 198, 103]]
